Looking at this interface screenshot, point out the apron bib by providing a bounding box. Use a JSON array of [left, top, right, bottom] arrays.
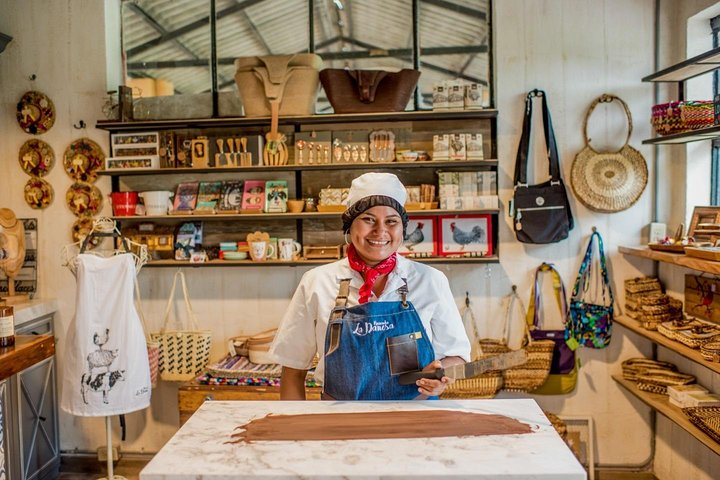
[[323, 279, 435, 400], [60, 254, 151, 416]]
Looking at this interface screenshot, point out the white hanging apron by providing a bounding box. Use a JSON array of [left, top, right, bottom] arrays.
[[60, 254, 151, 416]]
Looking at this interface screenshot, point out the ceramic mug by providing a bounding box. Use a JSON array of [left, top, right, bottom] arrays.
[[250, 241, 275, 261], [139, 190, 173, 216], [278, 238, 302, 261]]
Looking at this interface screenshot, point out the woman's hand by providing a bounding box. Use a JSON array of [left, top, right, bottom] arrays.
[[415, 360, 454, 397]]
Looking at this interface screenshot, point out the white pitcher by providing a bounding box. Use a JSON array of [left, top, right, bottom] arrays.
[[139, 191, 173, 216]]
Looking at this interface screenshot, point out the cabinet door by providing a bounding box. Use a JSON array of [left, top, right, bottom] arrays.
[[15, 356, 59, 480], [0, 379, 8, 480]]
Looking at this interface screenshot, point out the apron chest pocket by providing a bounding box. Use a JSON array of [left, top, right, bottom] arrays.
[[386, 332, 422, 375]]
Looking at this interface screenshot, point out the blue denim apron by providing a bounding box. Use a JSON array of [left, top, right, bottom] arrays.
[[323, 278, 435, 400]]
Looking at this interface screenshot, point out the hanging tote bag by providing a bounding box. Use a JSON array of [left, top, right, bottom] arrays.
[[150, 270, 212, 382], [570, 94, 648, 213], [134, 279, 160, 388], [496, 287, 555, 393], [566, 230, 614, 349], [527, 263, 576, 374], [441, 298, 503, 398], [527, 263, 580, 395], [511, 89, 574, 244]]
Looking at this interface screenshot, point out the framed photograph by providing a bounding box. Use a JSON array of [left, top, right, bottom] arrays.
[[438, 214, 493, 256], [398, 216, 437, 257], [688, 206, 720, 243]]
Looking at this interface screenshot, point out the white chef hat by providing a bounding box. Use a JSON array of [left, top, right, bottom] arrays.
[[342, 172, 408, 233]]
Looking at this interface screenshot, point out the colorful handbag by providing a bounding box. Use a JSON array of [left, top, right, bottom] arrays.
[[566, 230, 614, 349], [527, 263, 576, 374]]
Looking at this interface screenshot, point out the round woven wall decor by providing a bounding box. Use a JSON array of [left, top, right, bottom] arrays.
[[571, 94, 648, 213]]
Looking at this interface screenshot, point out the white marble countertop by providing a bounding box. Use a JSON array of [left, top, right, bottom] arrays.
[[13, 299, 58, 327], [141, 399, 586, 479]]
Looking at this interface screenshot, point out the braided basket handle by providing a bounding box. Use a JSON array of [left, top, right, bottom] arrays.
[[582, 94, 633, 150]]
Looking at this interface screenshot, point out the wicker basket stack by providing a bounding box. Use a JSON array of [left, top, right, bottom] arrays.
[[621, 357, 695, 395], [625, 277, 663, 320]]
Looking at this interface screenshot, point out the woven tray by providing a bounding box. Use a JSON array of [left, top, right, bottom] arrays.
[[625, 277, 663, 294], [207, 355, 282, 379], [648, 243, 686, 253], [683, 406, 720, 444], [621, 357, 677, 381], [636, 369, 695, 387], [700, 340, 720, 362], [675, 326, 720, 349], [637, 382, 668, 395]]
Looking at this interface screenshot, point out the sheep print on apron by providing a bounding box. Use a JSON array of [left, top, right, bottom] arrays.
[[60, 254, 150, 416]]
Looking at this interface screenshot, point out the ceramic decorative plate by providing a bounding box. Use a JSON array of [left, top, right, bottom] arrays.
[[66, 182, 103, 217], [23, 177, 54, 209], [63, 138, 105, 183], [16, 90, 56, 134], [18, 139, 55, 177], [72, 217, 100, 249]]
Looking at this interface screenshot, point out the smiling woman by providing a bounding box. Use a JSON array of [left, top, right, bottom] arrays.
[[269, 172, 471, 402]]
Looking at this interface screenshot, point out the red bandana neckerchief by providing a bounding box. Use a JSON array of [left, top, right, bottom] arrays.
[[347, 244, 397, 304]]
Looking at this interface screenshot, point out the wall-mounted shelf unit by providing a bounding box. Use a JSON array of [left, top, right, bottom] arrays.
[[619, 245, 720, 274], [642, 46, 720, 144], [139, 256, 499, 268], [615, 316, 720, 375], [98, 109, 500, 268], [612, 375, 720, 455]]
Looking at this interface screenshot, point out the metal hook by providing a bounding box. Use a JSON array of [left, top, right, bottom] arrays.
[[465, 291, 470, 307], [528, 88, 544, 98], [592, 226, 597, 233], [73, 120, 86, 129], [511, 284, 517, 292], [29, 74, 36, 81]]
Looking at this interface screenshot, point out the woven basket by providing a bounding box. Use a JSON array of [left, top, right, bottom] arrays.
[[442, 305, 503, 399], [700, 340, 720, 362], [683, 406, 720, 443], [637, 369, 695, 388], [625, 277, 663, 294], [651, 100, 714, 136], [637, 382, 668, 395], [657, 319, 701, 341], [247, 328, 277, 365], [675, 325, 720, 349], [621, 357, 676, 382]]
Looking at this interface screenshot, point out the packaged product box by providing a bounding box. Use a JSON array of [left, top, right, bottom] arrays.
[[447, 81, 465, 110], [433, 134, 450, 160], [432, 82, 449, 110], [466, 133, 484, 160], [464, 84, 484, 110], [449, 133, 466, 161]]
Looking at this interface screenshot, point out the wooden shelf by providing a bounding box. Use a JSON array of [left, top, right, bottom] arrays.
[[612, 375, 720, 455], [113, 209, 500, 222], [142, 256, 500, 268], [642, 125, 720, 145], [97, 160, 499, 177], [642, 47, 720, 83], [96, 109, 498, 132], [615, 316, 720, 375], [619, 245, 720, 275]]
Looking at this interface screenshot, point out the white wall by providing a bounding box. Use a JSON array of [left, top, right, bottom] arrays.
[[0, 0, 717, 477]]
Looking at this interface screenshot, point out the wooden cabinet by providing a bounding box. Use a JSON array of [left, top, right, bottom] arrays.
[[96, 110, 500, 267], [177, 383, 322, 425]]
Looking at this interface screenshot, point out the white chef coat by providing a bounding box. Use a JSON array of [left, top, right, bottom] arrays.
[[61, 254, 151, 416], [269, 255, 471, 383]]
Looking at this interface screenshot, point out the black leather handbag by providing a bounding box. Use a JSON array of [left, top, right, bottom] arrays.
[[512, 89, 574, 244]]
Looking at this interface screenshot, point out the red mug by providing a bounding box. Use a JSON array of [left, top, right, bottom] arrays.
[[110, 191, 139, 216]]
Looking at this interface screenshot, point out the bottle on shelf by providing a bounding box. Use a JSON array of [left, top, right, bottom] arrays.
[[0, 305, 15, 347]]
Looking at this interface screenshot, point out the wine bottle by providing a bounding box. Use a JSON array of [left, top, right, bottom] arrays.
[[0, 305, 15, 347]]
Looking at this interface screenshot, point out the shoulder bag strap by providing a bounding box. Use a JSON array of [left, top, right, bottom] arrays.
[[513, 91, 534, 187], [160, 270, 199, 333], [571, 231, 613, 306], [514, 89, 562, 187], [527, 263, 567, 330], [506, 286, 531, 346]]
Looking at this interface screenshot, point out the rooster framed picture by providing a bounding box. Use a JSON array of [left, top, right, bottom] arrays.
[[438, 214, 493, 256], [398, 216, 437, 257]]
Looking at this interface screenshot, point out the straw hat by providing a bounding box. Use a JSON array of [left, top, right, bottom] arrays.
[[571, 95, 648, 213]]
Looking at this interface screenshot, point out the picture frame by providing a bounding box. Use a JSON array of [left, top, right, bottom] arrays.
[[688, 206, 720, 243], [438, 214, 492, 256], [397, 216, 437, 257]]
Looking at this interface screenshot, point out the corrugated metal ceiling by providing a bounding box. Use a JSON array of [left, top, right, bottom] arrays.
[[121, 0, 490, 108]]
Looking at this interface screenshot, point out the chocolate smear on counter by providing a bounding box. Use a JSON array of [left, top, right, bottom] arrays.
[[228, 410, 533, 443]]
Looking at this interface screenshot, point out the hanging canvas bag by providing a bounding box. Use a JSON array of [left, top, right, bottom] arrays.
[[511, 89, 574, 244], [565, 230, 614, 349], [150, 270, 212, 382], [570, 94, 648, 213], [527, 263, 576, 374], [134, 279, 160, 388]]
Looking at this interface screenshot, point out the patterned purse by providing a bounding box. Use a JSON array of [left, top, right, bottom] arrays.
[[566, 231, 614, 349]]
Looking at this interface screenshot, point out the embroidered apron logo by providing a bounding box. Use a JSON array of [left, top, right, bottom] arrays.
[[352, 320, 395, 336]]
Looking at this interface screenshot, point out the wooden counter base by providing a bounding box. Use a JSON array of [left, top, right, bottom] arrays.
[[0, 335, 55, 381], [178, 383, 321, 425]]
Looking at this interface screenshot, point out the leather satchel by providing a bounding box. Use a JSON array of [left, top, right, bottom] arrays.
[[319, 68, 421, 113], [511, 89, 574, 243]]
